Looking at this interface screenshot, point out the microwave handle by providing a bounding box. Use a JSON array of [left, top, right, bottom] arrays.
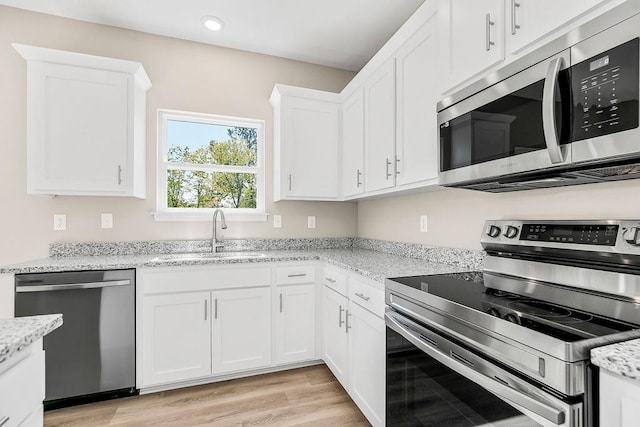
[[542, 57, 565, 164]]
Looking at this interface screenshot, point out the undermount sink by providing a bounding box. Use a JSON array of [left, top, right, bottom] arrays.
[[151, 252, 267, 262]]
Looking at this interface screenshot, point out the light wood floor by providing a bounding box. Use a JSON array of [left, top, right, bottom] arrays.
[[44, 365, 371, 426]]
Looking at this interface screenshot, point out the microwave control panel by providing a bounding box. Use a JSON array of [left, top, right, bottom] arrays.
[[520, 224, 619, 246], [572, 38, 639, 142]]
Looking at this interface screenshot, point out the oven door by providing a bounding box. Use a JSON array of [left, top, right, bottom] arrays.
[[438, 49, 572, 187], [386, 310, 581, 427]]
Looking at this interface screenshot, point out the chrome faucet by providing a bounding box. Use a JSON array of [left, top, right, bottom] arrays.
[[211, 209, 227, 253]]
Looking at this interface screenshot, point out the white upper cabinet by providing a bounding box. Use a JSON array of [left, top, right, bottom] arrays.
[[506, 0, 608, 54], [13, 44, 151, 198], [395, 10, 440, 187], [364, 57, 397, 193], [342, 89, 365, 198], [439, 0, 505, 92], [270, 84, 341, 201]]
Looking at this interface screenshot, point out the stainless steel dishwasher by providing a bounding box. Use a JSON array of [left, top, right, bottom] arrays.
[[15, 269, 136, 409]]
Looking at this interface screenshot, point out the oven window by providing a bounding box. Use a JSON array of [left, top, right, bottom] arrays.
[[386, 327, 541, 426], [440, 70, 570, 172]]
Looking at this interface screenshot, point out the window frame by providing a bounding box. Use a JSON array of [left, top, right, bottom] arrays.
[[153, 109, 267, 221]]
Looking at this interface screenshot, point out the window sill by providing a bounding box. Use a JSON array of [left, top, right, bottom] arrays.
[[151, 210, 269, 222]]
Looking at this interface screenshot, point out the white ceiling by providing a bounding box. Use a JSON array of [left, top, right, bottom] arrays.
[[0, 0, 425, 71]]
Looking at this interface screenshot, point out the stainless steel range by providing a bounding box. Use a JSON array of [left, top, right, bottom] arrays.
[[385, 220, 640, 427]]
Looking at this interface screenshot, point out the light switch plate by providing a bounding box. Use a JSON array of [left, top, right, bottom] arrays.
[[53, 214, 66, 231], [308, 216, 316, 229], [101, 213, 113, 229], [420, 215, 428, 232], [273, 214, 282, 228]]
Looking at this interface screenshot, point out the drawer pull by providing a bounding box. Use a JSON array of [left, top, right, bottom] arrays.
[[0, 416, 9, 427], [325, 277, 336, 283], [287, 273, 307, 278], [355, 292, 370, 301]]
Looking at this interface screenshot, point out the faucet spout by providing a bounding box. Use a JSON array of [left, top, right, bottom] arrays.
[[212, 209, 227, 253]]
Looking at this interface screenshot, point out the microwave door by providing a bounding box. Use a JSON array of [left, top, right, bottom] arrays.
[[438, 50, 572, 187]]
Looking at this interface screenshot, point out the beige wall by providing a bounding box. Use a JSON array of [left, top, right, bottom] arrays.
[[0, 6, 357, 265], [358, 179, 640, 250]]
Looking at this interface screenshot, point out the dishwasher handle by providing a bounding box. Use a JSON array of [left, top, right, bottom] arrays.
[[16, 279, 131, 293]]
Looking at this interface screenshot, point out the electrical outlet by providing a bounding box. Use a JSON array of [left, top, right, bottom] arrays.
[[53, 214, 66, 231], [273, 214, 282, 228], [420, 215, 428, 233], [308, 216, 316, 229], [101, 213, 113, 229]]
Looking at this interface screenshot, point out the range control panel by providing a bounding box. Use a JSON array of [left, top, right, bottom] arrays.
[[572, 38, 639, 141], [520, 224, 619, 246]]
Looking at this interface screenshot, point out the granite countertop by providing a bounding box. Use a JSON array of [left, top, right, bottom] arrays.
[[0, 248, 475, 284], [591, 339, 640, 381], [0, 314, 63, 366]]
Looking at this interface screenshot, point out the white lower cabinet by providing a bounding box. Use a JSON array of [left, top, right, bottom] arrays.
[[323, 286, 349, 385], [212, 287, 272, 375], [348, 301, 386, 427], [142, 292, 211, 386], [275, 284, 316, 365], [600, 369, 640, 426], [138, 263, 318, 390], [322, 266, 386, 427], [0, 342, 45, 427]]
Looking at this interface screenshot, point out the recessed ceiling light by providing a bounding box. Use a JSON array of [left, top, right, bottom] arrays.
[[202, 15, 225, 32]]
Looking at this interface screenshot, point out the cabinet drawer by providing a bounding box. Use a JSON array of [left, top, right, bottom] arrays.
[[322, 267, 348, 296], [0, 346, 44, 427], [275, 265, 315, 285], [349, 277, 384, 318]]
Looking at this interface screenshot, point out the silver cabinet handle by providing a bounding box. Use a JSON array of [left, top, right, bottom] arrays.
[[279, 293, 283, 313], [338, 305, 345, 327], [214, 298, 218, 319], [395, 156, 400, 176], [511, 0, 521, 35], [204, 299, 208, 321], [485, 13, 495, 51], [0, 416, 9, 427], [355, 292, 370, 302], [385, 158, 392, 179], [542, 57, 565, 164], [16, 279, 131, 293], [288, 174, 292, 191], [118, 165, 123, 185], [288, 273, 306, 278], [356, 169, 362, 187], [325, 277, 336, 283], [345, 310, 352, 333]]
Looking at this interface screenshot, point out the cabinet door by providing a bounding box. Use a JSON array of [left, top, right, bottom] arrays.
[[348, 302, 385, 427], [28, 62, 129, 195], [600, 370, 640, 427], [365, 58, 396, 192], [274, 284, 316, 365], [507, 0, 608, 54], [342, 90, 365, 198], [283, 98, 340, 199], [440, 0, 505, 91], [322, 286, 349, 386], [212, 287, 272, 375], [395, 13, 439, 187], [142, 292, 211, 386]]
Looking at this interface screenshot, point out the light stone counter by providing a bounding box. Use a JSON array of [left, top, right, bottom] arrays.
[[0, 248, 477, 284], [591, 339, 640, 381], [0, 314, 63, 365]]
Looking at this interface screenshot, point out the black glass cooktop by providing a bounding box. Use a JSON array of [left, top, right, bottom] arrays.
[[389, 272, 635, 342]]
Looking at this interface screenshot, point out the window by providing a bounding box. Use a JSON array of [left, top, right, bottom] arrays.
[[154, 110, 266, 221]]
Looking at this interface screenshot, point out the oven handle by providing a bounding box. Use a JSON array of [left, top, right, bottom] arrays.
[[385, 311, 568, 426], [542, 56, 565, 164]]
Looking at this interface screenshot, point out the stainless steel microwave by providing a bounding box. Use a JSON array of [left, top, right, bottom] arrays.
[[437, 6, 640, 192]]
